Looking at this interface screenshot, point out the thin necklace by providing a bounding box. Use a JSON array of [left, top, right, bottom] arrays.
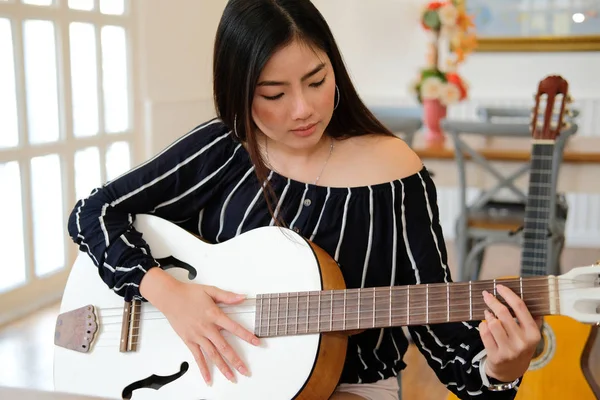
[[266, 136, 335, 185]]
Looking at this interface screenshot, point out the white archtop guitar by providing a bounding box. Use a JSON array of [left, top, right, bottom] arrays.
[[54, 214, 600, 399]]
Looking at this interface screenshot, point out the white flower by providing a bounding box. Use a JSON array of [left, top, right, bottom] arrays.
[[440, 83, 461, 105], [421, 77, 444, 100], [439, 4, 458, 27]]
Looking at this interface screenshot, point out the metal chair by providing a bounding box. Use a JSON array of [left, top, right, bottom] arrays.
[[441, 118, 578, 281]]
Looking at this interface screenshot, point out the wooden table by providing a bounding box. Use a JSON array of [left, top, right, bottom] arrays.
[[411, 135, 600, 164], [408, 135, 600, 193]]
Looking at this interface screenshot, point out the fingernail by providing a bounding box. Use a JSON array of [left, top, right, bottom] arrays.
[[227, 371, 236, 383], [484, 309, 494, 320], [252, 338, 260, 346], [238, 365, 249, 377]]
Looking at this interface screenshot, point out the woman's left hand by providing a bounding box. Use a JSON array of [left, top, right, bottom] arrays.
[[479, 284, 544, 383]]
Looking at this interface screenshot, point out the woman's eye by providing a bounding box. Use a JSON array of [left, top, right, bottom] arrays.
[[263, 93, 284, 101], [310, 77, 326, 87]]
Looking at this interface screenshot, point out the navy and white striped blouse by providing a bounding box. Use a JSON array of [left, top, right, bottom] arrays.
[[67, 118, 518, 399]]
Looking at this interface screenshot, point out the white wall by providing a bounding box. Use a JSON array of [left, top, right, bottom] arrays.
[[312, 0, 600, 102], [136, 0, 599, 154]]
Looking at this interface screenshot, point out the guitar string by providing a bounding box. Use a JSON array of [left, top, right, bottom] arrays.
[[94, 287, 568, 321], [93, 278, 594, 319], [93, 289, 591, 332], [93, 294, 567, 338], [92, 275, 594, 314], [91, 304, 555, 347]]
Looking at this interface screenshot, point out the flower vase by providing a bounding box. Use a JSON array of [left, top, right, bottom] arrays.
[[422, 98, 447, 145]]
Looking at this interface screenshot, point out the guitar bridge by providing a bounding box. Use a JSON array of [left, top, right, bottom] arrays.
[[120, 300, 142, 352]]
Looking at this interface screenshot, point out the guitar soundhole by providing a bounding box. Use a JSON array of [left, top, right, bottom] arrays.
[[533, 336, 546, 359], [121, 362, 189, 399], [529, 322, 556, 370]]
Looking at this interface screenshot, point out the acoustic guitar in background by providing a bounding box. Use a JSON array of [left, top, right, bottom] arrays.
[[448, 75, 600, 400]]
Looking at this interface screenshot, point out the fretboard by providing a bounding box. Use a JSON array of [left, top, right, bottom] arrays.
[[521, 141, 555, 277], [254, 277, 556, 337]]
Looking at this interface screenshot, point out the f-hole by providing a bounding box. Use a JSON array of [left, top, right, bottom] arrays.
[[156, 256, 197, 280], [121, 361, 189, 399]]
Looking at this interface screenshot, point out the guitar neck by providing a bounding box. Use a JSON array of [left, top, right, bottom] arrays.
[[521, 140, 555, 277], [254, 276, 557, 337]]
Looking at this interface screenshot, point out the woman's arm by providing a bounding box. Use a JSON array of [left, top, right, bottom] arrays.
[[67, 118, 234, 301]]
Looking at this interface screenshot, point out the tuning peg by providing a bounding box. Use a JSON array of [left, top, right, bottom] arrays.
[[566, 94, 574, 103]]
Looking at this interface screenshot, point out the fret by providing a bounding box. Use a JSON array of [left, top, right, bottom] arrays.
[[357, 289, 361, 329], [275, 294, 279, 336], [295, 294, 299, 334], [371, 287, 375, 328], [426, 284, 429, 324], [258, 295, 263, 337], [519, 277, 523, 300], [317, 291, 321, 332], [306, 293, 309, 333], [284, 293, 289, 335], [493, 280, 497, 297], [330, 291, 333, 332], [446, 283, 450, 322], [389, 286, 392, 327], [267, 295, 271, 337], [469, 281, 472, 320], [406, 285, 410, 325], [343, 290, 347, 331]]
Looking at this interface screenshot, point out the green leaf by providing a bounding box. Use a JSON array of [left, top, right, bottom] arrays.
[[421, 68, 447, 82], [422, 10, 441, 30]]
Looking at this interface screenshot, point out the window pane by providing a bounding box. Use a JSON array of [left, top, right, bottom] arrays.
[[101, 26, 129, 133], [74, 147, 101, 199], [99, 0, 124, 15], [68, 0, 93, 10], [0, 19, 19, 149], [30, 154, 65, 276], [22, 0, 53, 5], [70, 22, 99, 138], [106, 141, 130, 181], [23, 20, 60, 144], [0, 162, 27, 293]]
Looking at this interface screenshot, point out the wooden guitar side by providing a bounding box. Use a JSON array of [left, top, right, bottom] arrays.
[[297, 242, 348, 400]]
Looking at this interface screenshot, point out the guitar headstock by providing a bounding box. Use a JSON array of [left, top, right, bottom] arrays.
[[530, 75, 572, 141], [557, 264, 600, 325]]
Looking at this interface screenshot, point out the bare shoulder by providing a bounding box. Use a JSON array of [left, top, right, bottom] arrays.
[[332, 134, 423, 185]]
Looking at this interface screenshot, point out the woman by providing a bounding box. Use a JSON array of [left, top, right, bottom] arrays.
[[67, 0, 541, 399]]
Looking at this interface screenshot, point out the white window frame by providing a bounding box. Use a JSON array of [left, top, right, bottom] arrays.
[[0, 0, 142, 325]]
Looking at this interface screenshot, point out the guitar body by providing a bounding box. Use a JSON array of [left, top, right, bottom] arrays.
[[446, 316, 599, 400], [54, 214, 348, 400], [514, 316, 598, 400]]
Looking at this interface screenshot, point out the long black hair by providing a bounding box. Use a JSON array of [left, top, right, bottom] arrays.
[[213, 0, 393, 220]]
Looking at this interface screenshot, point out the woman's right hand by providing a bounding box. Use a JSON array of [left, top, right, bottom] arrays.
[[140, 267, 261, 385]]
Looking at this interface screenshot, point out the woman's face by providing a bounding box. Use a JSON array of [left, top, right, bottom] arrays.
[[252, 39, 336, 152]]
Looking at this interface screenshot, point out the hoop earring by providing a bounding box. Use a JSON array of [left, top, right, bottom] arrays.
[[233, 114, 240, 139], [334, 85, 340, 110]]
